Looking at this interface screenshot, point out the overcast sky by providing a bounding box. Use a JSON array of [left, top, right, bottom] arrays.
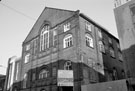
[[0, 0, 117, 75]]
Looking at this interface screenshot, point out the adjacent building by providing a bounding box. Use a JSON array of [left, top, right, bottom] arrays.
[[0, 74, 6, 91], [114, 0, 131, 8], [4, 56, 21, 91], [114, 0, 135, 90], [5, 7, 125, 91]]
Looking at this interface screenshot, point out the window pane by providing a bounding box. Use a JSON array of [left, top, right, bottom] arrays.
[[85, 34, 93, 48], [63, 34, 73, 48], [40, 25, 49, 51]]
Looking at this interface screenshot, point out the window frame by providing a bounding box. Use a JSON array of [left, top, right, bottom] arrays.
[[63, 34, 73, 48], [64, 61, 72, 70], [23, 73, 27, 88], [39, 69, 49, 79], [24, 53, 30, 63], [110, 47, 115, 58], [85, 34, 94, 48], [64, 22, 71, 32], [40, 25, 50, 51], [99, 41, 105, 53], [85, 21, 92, 32], [108, 37, 112, 44], [98, 29, 102, 39], [33, 38, 38, 55], [26, 44, 30, 51], [53, 28, 57, 47]]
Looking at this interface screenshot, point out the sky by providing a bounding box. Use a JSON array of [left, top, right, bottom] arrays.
[[0, 0, 117, 75]]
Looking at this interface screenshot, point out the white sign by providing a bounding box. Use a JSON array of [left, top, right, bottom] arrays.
[[57, 70, 73, 86]]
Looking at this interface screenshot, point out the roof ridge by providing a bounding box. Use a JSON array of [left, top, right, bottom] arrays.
[[45, 6, 76, 12]]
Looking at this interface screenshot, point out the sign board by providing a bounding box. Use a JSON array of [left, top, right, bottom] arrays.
[[57, 70, 73, 86]]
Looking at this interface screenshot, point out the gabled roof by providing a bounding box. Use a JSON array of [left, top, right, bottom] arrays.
[[23, 7, 77, 44]]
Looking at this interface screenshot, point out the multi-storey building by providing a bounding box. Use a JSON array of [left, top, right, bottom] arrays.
[[114, 0, 131, 8], [4, 56, 21, 91], [5, 7, 124, 91], [114, 0, 135, 90]]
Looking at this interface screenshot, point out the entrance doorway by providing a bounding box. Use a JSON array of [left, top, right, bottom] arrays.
[[61, 86, 73, 91]]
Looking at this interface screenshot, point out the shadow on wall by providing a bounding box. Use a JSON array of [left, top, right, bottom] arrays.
[[122, 44, 135, 78]]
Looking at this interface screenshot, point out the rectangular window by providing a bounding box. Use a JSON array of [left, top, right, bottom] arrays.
[[26, 44, 30, 51], [33, 38, 38, 55], [52, 67, 57, 77], [117, 43, 120, 49], [24, 54, 30, 63], [32, 73, 36, 81], [118, 51, 123, 61], [63, 35, 73, 48], [110, 47, 115, 58], [64, 23, 70, 32], [53, 29, 57, 47], [85, 35, 93, 48], [109, 37, 112, 44], [99, 41, 105, 53], [98, 29, 102, 39], [23, 73, 27, 88], [85, 21, 92, 32]]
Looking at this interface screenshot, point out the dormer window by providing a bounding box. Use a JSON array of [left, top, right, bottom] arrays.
[[64, 23, 70, 32], [40, 25, 50, 51]]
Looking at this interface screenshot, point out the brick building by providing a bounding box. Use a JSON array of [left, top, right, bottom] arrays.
[[114, 0, 135, 90], [5, 7, 124, 91]]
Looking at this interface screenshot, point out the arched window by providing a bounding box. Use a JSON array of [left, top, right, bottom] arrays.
[[39, 69, 49, 79], [85, 34, 93, 48], [63, 34, 73, 48], [40, 25, 50, 51], [64, 61, 72, 70], [99, 41, 105, 53], [23, 73, 27, 88]]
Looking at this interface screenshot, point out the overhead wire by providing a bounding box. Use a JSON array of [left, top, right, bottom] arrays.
[[0, 2, 36, 21]]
